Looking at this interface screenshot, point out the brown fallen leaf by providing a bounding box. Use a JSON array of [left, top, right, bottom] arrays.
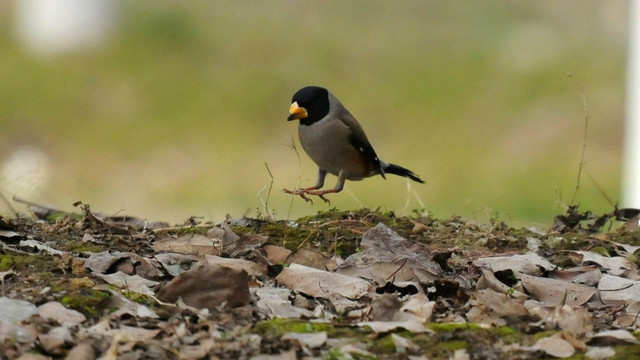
[[38, 326, 72, 356], [391, 333, 419, 354], [204, 255, 266, 277], [156, 263, 250, 310], [369, 293, 402, 321], [548, 266, 602, 287], [588, 329, 639, 346], [153, 234, 220, 255], [223, 233, 268, 257], [275, 263, 371, 299], [65, 342, 95, 360], [597, 274, 640, 304], [516, 273, 596, 307], [286, 248, 331, 270], [263, 244, 291, 264], [474, 252, 555, 275], [255, 287, 317, 318], [95, 271, 159, 296], [528, 305, 592, 338], [281, 331, 328, 349], [466, 289, 528, 326], [37, 301, 86, 326], [533, 334, 575, 358], [572, 250, 639, 278], [475, 267, 527, 298], [337, 224, 440, 284]]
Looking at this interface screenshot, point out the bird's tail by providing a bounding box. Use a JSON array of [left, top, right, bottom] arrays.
[[383, 163, 425, 184]]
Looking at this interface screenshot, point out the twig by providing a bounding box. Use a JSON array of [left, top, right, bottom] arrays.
[[285, 137, 303, 220], [257, 162, 274, 219], [567, 72, 589, 206]]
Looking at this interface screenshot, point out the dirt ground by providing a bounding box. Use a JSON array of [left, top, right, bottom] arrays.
[[1, 202, 640, 359]]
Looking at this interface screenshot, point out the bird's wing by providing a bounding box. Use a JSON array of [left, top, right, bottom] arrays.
[[337, 110, 384, 176]]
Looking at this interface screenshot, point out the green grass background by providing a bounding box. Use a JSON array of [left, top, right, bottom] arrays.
[[0, 1, 627, 226]]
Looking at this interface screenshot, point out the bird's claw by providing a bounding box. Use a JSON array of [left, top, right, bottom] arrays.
[[283, 188, 313, 203], [313, 193, 331, 204], [283, 188, 331, 204]]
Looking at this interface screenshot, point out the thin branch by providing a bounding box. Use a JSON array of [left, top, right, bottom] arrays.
[[567, 72, 589, 206]]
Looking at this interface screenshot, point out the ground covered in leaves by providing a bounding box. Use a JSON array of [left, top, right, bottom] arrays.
[[1, 204, 640, 359]]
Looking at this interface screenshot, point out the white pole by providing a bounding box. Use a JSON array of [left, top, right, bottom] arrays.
[[623, 0, 640, 207], [15, 0, 117, 57]]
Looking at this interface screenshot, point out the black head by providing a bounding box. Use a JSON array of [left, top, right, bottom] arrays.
[[287, 86, 330, 125]]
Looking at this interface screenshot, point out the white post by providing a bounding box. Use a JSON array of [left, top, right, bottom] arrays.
[[14, 0, 117, 57], [623, 0, 640, 207]]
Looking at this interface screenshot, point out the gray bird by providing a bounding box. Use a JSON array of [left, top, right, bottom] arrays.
[[284, 86, 424, 203]]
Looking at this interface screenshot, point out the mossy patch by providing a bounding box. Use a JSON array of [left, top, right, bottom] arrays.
[[59, 288, 111, 317]]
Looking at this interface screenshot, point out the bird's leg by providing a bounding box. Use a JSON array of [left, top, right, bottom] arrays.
[[283, 169, 327, 202], [306, 173, 345, 204]]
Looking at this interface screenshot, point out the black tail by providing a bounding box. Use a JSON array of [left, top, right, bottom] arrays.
[[383, 163, 425, 184]]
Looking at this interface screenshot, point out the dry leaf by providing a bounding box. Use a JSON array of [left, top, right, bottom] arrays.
[[548, 266, 602, 287], [466, 289, 528, 326], [66, 342, 95, 360], [474, 252, 555, 275], [573, 251, 638, 278], [255, 288, 316, 318], [37, 301, 86, 326], [517, 273, 596, 306], [337, 223, 441, 284], [281, 331, 328, 348], [369, 293, 402, 321], [533, 335, 575, 358], [38, 326, 72, 355], [391, 333, 419, 353], [153, 234, 219, 255], [223, 233, 268, 257], [204, 255, 266, 276], [275, 263, 371, 299], [286, 248, 331, 270], [0, 297, 37, 322], [588, 329, 639, 346], [528, 305, 592, 338], [156, 263, 250, 310], [597, 274, 640, 304], [153, 253, 199, 276], [263, 244, 291, 264], [475, 267, 528, 298], [95, 271, 158, 296], [250, 349, 297, 360]]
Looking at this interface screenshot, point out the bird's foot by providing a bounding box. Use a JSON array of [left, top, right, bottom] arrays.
[[283, 188, 315, 203], [305, 189, 334, 204]]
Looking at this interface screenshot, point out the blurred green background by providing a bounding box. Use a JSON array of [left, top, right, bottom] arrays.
[[0, 1, 627, 226]]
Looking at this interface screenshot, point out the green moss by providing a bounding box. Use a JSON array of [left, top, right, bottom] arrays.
[[609, 344, 640, 359], [0, 253, 58, 274], [39, 271, 55, 279], [253, 319, 336, 338], [0, 255, 15, 271], [426, 323, 482, 332], [615, 230, 640, 246], [531, 329, 559, 341], [590, 246, 610, 256], [438, 340, 468, 351], [57, 241, 108, 253], [60, 289, 111, 317], [122, 291, 155, 307]]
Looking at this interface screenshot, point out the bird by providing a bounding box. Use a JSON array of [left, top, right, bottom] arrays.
[[284, 86, 424, 203]]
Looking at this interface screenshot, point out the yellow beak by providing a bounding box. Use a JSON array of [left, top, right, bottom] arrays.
[[287, 101, 308, 121]]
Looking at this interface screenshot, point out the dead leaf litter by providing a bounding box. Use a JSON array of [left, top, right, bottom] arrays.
[[0, 205, 640, 359]]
